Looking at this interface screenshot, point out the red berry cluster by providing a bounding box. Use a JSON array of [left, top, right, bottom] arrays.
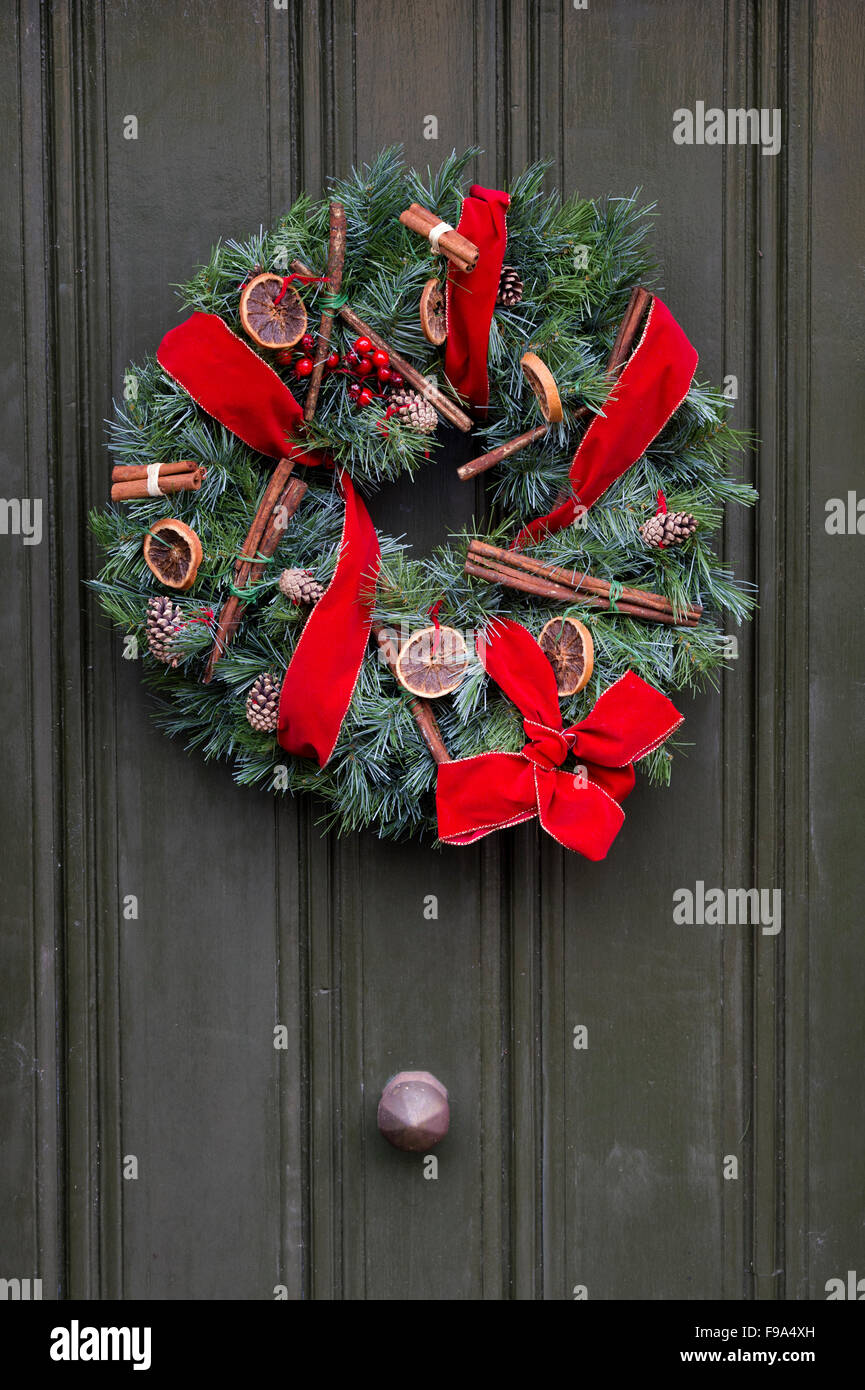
[[277, 335, 404, 409], [343, 336, 405, 408], [277, 333, 321, 379]]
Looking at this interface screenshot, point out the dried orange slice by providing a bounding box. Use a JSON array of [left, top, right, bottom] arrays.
[[143, 518, 203, 592], [239, 273, 307, 350], [520, 351, 563, 423], [419, 278, 447, 345], [395, 625, 468, 698], [538, 615, 594, 697]]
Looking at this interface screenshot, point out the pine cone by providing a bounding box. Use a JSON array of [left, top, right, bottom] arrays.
[[246, 671, 280, 733], [496, 265, 523, 307], [390, 388, 438, 435], [639, 510, 699, 549], [145, 594, 184, 667], [278, 567, 325, 605]]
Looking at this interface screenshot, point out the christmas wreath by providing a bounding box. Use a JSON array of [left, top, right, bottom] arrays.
[[90, 148, 755, 855]]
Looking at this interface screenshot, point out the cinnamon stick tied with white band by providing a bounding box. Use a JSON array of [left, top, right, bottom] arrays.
[[399, 203, 479, 273], [110, 460, 207, 501]]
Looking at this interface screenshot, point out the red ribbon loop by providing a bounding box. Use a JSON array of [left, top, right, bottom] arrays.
[[436, 617, 683, 859], [444, 185, 510, 416], [514, 297, 698, 547], [277, 468, 380, 766], [157, 312, 325, 466]]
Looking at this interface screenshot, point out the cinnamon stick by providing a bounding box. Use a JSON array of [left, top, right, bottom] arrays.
[[235, 457, 296, 585], [371, 621, 451, 764], [458, 286, 654, 481], [458, 425, 548, 482], [465, 557, 579, 604], [110, 461, 206, 500], [399, 203, 479, 273], [250, 477, 308, 572], [464, 556, 699, 627], [112, 460, 203, 482], [203, 459, 306, 682], [467, 539, 701, 622], [607, 286, 652, 376], [110, 471, 206, 501], [304, 202, 346, 424], [290, 259, 473, 432], [203, 474, 307, 681]]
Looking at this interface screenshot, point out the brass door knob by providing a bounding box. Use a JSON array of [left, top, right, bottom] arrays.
[[377, 1071, 450, 1151]]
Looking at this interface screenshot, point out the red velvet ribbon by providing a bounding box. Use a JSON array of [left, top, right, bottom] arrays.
[[156, 311, 380, 767], [436, 618, 683, 859], [515, 296, 698, 548], [158, 313, 324, 467], [445, 185, 510, 416], [277, 476, 380, 765]]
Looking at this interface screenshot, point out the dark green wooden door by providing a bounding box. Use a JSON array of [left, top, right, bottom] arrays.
[[3, 0, 863, 1300]]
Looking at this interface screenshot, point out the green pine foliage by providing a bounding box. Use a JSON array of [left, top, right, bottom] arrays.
[[90, 148, 756, 843]]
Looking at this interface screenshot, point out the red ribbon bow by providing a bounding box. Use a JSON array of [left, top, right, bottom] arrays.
[[436, 618, 683, 859]]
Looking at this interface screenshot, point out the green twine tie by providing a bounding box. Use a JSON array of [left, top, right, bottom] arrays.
[[227, 576, 277, 603], [607, 580, 623, 614], [235, 550, 277, 566], [319, 289, 349, 313]]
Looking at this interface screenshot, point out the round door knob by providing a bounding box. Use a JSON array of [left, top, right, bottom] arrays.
[[377, 1071, 450, 1152]]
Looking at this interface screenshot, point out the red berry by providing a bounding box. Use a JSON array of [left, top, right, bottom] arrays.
[[372, 349, 389, 369], [389, 372, 404, 390], [345, 350, 359, 367], [294, 357, 314, 378], [348, 382, 361, 398], [326, 352, 340, 370], [358, 387, 374, 407], [377, 367, 392, 383], [355, 357, 373, 377], [354, 336, 373, 356], [300, 333, 315, 354], [276, 350, 294, 367]]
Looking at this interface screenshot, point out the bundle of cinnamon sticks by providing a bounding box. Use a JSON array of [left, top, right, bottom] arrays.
[[465, 540, 701, 627], [203, 456, 307, 682], [399, 203, 479, 273], [111, 460, 206, 501]]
